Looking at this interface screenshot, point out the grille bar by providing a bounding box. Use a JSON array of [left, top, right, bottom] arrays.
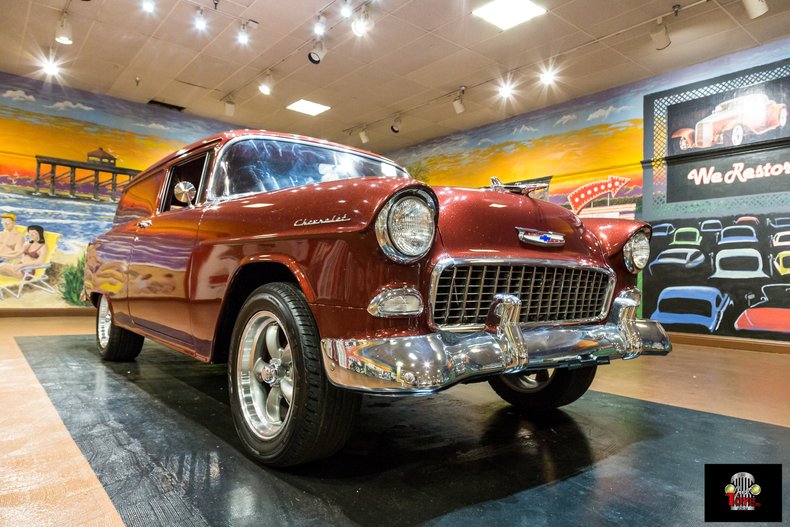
[[431, 261, 614, 330]]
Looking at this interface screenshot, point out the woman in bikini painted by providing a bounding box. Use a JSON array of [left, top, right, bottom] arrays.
[[0, 225, 47, 278]]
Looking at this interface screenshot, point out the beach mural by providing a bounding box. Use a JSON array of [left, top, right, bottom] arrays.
[[0, 70, 232, 309]]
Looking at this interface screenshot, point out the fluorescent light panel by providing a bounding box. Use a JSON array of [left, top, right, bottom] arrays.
[[473, 0, 546, 31], [287, 99, 330, 116]]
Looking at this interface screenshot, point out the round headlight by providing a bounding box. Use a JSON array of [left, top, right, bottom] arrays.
[[375, 192, 436, 263], [623, 230, 650, 273]]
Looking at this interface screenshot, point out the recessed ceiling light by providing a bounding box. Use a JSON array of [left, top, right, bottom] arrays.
[[498, 81, 514, 98], [195, 7, 207, 31], [287, 99, 330, 116], [142, 0, 155, 13], [473, 0, 546, 31], [42, 57, 59, 76], [539, 70, 555, 85]]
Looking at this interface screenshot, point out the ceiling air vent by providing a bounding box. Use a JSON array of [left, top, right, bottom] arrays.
[[147, 100, 185, 112]]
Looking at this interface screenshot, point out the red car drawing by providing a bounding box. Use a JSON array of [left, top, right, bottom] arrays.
[[735, 284, 790, 334], [671, 93, 787, 150], [83, 130, 671, 466]]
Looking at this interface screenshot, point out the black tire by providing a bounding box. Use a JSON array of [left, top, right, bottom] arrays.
[[96, 294, 144, 361], [488, 366, 597, 413], [228, 282, 361, 467]]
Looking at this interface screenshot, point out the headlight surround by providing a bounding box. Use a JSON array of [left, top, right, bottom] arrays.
[[375, 190, 436, 263], [623, 230, 650, 273]]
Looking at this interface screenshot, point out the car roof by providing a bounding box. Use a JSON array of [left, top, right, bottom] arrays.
[[659, 286, 721, 301]]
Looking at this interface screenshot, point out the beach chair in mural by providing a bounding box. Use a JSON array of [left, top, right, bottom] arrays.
[[0, 227, 61, 299]]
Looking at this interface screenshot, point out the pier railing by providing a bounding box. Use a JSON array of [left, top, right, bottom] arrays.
[[34, 155, 140, 201]]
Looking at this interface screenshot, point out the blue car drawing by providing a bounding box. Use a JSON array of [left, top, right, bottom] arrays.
[[650, 286, 732, 332], [652, 223, 675, 237], [717, 225, 758, 245]]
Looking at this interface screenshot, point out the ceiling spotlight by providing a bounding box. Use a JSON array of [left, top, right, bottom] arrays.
[[308, 39, 327, 64], [473, 0, 546, 31], [453, 86, 466, 114], [359, 128, 369, 144], [42, 56, 59, 76], [141, 0, 155, 13], [352, 5, 373, 37], [237, 22, 249, 44], [650, 17, 671, 50], [55, 14, 73, 45], [224, 100, 235, 117], [539, 70, 555, 85], [195, 7, 207, 31], [314, 14, 327, 36], [340, 0, 353, 18], [498, 81, 514, 99], [741, 0, 768, 19], [390, 116, 402, 133], [258, 71, 274, 95]]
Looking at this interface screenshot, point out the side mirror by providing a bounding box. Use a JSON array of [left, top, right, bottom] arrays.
[[174, 180, 197, 206], [745, 293, 755, 306]]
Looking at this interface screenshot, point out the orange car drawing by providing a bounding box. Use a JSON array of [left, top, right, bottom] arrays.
[[672, 93, 787, 150]]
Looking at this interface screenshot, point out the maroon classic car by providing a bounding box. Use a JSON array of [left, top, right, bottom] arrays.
[[84, 130, 671, 467], [671, 93, 787, 151]]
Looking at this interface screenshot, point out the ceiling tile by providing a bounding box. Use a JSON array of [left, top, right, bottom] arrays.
[[375, 33, 461, 76]]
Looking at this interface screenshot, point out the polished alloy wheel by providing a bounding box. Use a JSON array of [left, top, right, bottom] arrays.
[[731, 125, 744, 146], [500, 369, 555, 393], [237, 311, 295, 440], [97, 295, 112, 349]]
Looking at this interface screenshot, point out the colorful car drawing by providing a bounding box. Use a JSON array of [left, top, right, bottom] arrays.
[[767, 217, 790, 229], [669, 227, 702, 246], [735, 216, 759, 225], [771, 230, 790, 249], [699, 219, 722, 235], [717, 225, 759, 245], [648, 248, 705, 275], [652, 223, 675, 237], [772, 250, 790, 276], [735, 284, 790, 334], [710, 248, 768, 279], [650, 286, 732, 332], [671, 93, 788, 150]]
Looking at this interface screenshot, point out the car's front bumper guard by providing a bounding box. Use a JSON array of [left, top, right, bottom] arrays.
[[321, 288, 671, 394]]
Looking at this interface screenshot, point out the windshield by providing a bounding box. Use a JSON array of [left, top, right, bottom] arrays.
[[211, 138, 408, 198], [675, 230, 698, 242], [719, 255, 760, 272], [723, 226, 754, 239], [659, 297, 712, 317], [760, 286, 790, 308]]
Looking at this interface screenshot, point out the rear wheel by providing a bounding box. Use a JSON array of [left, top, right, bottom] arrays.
[[96, 294, 144, 361], [488, 366, 597, 412], [724, 124, 744, 146], [228, 282, 360, 467]]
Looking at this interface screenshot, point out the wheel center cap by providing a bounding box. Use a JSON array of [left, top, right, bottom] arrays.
[[255, 358, 284, 385]]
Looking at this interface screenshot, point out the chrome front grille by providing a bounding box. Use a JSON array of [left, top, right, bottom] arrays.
[[430, 261, 615, 330]]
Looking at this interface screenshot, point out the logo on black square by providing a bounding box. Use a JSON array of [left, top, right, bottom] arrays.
[[705, 464, 782, 522]]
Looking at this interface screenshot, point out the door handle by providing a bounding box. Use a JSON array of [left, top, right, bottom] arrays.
[[137, 220, 152, 229]]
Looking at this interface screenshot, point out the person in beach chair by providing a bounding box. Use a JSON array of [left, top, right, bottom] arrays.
[[0, 225, 60, 299], [0, 213, 26, 262]]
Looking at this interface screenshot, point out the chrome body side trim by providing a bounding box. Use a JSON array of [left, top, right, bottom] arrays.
[[321, 288, 671, 395]]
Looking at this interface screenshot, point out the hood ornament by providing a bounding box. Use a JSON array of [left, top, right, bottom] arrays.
[[490, 177, 549, 196], [516, 227, 565, 247]]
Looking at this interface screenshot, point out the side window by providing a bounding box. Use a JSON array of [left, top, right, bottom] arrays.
[[114, 170, 166, 225], [212, 140, 268, 198], [162, 153, 209, 212]]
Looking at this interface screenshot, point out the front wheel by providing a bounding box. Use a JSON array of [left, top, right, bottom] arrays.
[[96, 294, 144, 361], [488, 366, 597, 412], [228, 282, 360, 467]]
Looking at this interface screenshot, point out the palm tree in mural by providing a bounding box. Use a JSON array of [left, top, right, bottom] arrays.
[[407, 161, 430, 182]]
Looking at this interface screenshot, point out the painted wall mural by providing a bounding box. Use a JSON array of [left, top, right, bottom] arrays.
[[391, 38, 790, 342], [0, 71, 232, 309]]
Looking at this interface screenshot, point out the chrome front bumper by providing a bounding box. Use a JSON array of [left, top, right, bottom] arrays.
[[321, 288, 671, 395]]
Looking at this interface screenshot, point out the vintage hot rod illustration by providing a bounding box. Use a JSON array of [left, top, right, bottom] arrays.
[[671, 93, 787, 150], [84, 130, 671, 467]]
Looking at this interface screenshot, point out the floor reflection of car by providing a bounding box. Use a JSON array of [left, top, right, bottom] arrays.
[[771, 231, 790, 249], [699, 219, 722, 235], [772, 250, 790, 276], [669, 227, 702, 246], [710, 248, 768, 279], [717, 225, 758, 245], [767, 217, 790, 229], [652, 223, 675, 237], [671, 93, 787, 150], [648, 248, 705, 275], [735, 284, 790, 334], [650, 286, 732, 332]]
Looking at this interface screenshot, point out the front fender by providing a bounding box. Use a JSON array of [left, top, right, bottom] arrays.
[[671, 128, 695, 142], [582, 218, 650, 257]]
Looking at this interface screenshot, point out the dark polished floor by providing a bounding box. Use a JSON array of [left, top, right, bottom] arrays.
[[17, 335, 790, 527]]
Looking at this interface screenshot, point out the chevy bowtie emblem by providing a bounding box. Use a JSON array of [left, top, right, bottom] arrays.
[[516, 227, 565, 247]]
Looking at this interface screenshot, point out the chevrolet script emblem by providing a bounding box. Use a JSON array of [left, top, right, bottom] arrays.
[[516, 227, 565, 247]]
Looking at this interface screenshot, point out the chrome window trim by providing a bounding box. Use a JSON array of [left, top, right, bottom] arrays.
[[428, 257, 617, 332]]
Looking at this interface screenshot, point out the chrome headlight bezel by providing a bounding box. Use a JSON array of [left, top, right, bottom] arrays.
[[623, 229, 651, 273], [375, 189, 437, 264]]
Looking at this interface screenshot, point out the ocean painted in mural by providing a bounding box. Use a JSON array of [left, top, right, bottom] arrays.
[[0, 71, 233, 309]]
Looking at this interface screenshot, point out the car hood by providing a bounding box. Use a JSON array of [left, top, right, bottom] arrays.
[[432, 187, 606, 264], [735, 307, 790, 332]]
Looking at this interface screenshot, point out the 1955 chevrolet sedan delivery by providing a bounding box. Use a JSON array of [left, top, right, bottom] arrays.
[[84, 130, 671, 467]]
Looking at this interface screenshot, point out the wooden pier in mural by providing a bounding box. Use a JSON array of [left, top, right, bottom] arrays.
[[33, 148, 139, 201]]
